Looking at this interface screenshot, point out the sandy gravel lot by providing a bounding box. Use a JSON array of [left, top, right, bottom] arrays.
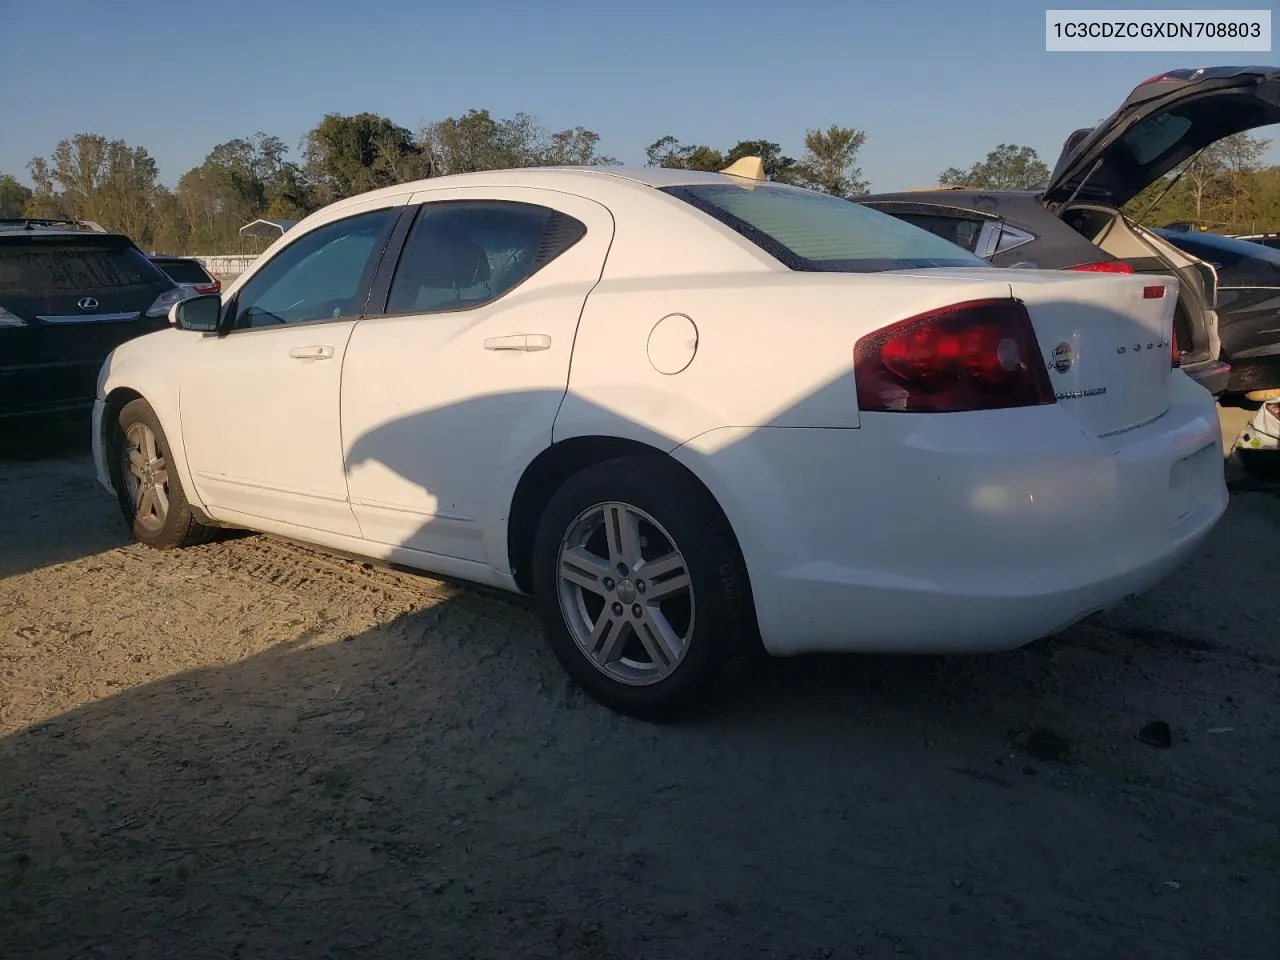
[[1, 415, 1277, 960]]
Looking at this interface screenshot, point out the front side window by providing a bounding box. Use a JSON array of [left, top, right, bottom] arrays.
[[232, 208, 398, 329], [385, 200, 586, 314], [662, 182, 987, 273]]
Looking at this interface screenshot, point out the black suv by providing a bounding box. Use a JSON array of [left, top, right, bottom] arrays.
[[1, 219, 182, 426]]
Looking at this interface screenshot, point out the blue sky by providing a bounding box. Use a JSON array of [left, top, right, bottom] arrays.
[[1, 0, 1277, 192]]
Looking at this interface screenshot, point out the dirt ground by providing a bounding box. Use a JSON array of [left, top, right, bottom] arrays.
[[1, 411, 1278, 960]]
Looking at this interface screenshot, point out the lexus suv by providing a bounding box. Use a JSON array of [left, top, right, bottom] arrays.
[[1, 219, 183, 426]]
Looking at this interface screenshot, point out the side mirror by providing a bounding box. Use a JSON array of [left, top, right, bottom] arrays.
[[169, 294, 221, 332]]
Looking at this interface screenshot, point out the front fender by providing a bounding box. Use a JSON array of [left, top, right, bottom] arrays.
[[96, 343, 207, 514]]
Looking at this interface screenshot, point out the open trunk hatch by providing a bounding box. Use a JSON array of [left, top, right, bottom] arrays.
[[1045, 66, 1280, 207]]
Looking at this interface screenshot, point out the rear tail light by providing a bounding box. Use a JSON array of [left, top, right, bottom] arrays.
[[0, 304, 26, 328], [146, 287, 185, 319], [854, 298, 1056, 413], [194, 279, 222, 295], [1068, 260, 1134, 274]]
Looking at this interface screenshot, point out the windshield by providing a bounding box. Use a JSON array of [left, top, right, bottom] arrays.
[[660, 182, 988, 273]]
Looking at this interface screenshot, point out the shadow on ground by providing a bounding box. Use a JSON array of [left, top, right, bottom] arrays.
[[2, 563, 1277, 960]]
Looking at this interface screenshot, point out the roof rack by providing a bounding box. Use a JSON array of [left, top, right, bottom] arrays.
[[0, 217, 109, 233]]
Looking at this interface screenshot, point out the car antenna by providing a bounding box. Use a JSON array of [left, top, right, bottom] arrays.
[[720, 156, 766, 181], [1135, 145, 1209, 224]]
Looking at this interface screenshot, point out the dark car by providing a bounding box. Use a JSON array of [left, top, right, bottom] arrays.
[[861, 66, 1280, 398], [1, 219, 183, 426], [149, 254, 222, 299], [1154, 228, 1280, 398], [1229, 232, 1280, 251]]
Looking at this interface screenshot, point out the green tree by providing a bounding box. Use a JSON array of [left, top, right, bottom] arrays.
[[27, 134, 162, 242], [643, 136, 725, 171], [423, 110, 616, 173], [791, 125, 868, 197], [0, 174, 32, 217], [938, 143, 1050, 190], [421, 109, 539, 175], [304, 113, 429, 203], [724, 140, 796, 182]]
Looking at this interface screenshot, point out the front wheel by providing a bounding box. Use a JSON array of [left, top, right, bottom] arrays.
[[531, 455, 753, 720], [109, 398, 214, 549]]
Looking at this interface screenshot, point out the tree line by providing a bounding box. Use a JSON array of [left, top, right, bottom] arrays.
[[0, 110, 877, 254], [0, 108, 1275, 253]]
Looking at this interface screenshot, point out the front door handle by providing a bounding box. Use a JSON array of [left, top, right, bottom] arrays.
[[483, 334, 551, 352], [288, 345, 335, 361]]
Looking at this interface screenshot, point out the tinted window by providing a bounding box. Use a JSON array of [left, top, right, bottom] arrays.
[[661, 183, 986, 272], [153, 258, 212, 284], [233, 208, 397, 329], [1154, 229, 1280, 288], [891, 214, 986, 252], [386, 201, 586, 314], [0, 237, 166, 295], [1122, 113, 1193, 164]]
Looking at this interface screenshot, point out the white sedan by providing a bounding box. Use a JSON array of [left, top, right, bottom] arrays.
[[91, 163, 1229, 718]]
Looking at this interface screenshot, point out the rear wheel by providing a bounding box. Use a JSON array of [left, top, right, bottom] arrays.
[[531, 455, 752, 720], [109, 398, 213, 549]]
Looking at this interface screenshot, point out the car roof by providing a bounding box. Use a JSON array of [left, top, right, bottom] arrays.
[[866, 188, 1041, 204], [319, 165, 765, 214], [0, 217, 111, 236]]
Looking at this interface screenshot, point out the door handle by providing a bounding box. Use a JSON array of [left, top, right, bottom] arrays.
[[288, 345, 335, 361], [483, 334, 551, 352]]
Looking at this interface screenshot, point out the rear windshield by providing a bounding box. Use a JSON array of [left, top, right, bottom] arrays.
[[153, 258, 212, 283], [0, 238, 166, 294], [660, 182, 988, 273]]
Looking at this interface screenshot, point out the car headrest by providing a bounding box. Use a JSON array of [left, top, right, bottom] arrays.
[[402, 224, 491, 289]]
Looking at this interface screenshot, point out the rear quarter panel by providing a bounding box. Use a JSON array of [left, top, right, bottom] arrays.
[[557, 270, 1029, 445]]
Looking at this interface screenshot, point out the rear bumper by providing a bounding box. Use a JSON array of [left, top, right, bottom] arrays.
[[674, 373, 1228, 656], [1182, 358, 1232, 396]]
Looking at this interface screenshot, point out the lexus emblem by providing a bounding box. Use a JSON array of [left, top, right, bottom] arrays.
[[1050, 341, 1074, 374], [77, 297, 99, 311]]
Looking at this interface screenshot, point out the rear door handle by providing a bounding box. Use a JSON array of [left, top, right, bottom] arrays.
[[288, 345, 335, 361], [483, 334, 551, 352]]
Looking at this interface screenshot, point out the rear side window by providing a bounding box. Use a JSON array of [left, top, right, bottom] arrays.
[[661, 183, 987, 272], [0, 238, 165, 295], [890, 213, 986, 252], [386, 200, 586, 314], [153, 258, 212, 284]]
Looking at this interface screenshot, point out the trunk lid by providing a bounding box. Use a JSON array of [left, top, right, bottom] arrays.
[[1009, 271, 1178, 436], [901, 268, 1178, 436], [1044, 66, 1280, 207]]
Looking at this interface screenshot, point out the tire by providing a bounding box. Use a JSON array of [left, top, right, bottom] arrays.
[[531, 454, 753, 720], [109, 398, 214, 549]]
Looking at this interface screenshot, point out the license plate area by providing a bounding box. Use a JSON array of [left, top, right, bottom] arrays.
[[1168, 441, 1219, 527]]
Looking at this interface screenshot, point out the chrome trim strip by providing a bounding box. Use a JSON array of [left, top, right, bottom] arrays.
[[35, 311, 140, 325]]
